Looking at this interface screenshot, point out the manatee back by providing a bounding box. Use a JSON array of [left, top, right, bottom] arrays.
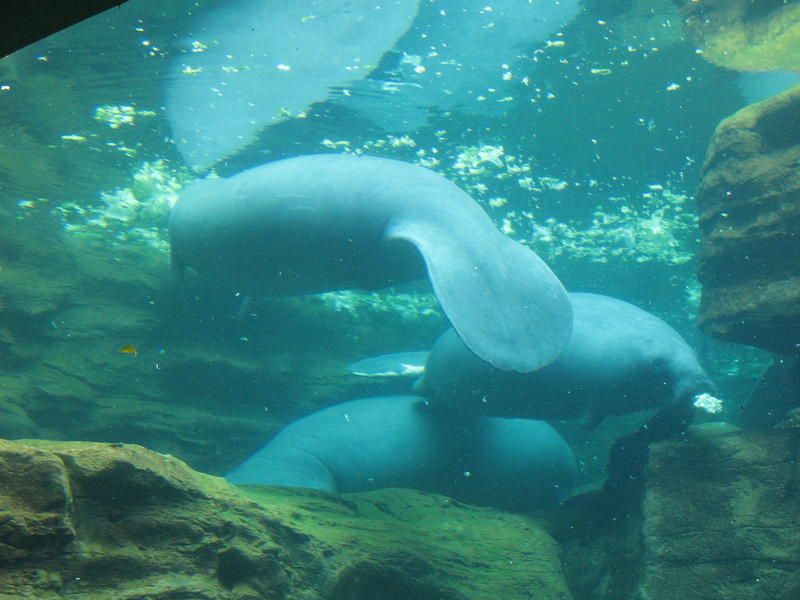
[[226, 441, 337, 491], [226, 395, 576, 510], [416, 292, 714, 422], [440, 417, 576, 511], [169, 155, 429, 294], [414, 328, 501, 410], [227, 396, 453, 493]]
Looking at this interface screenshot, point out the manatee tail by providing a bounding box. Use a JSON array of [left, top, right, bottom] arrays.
[[386, 219, 572, 372]]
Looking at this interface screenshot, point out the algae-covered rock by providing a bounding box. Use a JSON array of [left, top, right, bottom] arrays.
[[675, 0, 800, 72], [552, 424, 800, 600], [0, 439, 572, 600], [696, 83, 800, 353], [0, 441, 75, 564], [639, 425, 800, 600]]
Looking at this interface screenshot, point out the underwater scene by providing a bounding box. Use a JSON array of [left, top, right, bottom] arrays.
[[1, 0, 799, 598]]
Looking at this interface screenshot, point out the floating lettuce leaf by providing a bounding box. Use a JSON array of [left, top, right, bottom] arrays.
[[165, 0, 420, 171]]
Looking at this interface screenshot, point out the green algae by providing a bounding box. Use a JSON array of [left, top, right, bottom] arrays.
[[1, 439, 572, 600], [677, 0, 800, 72]]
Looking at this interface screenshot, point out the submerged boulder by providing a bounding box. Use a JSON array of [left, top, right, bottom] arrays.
[[556, 425, 800, 600], [674, 0, 800, 72], [696, 83, 800, 353], [0, 438, 572, 600]]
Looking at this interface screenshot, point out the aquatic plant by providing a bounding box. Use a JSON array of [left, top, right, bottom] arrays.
[[524, 189, 698, 266], [324, 137, 696, 265], [35, 159, 184, 252], [93, 104, 156, 130], [316, 133, 701, 272], [16, 118, 701, 329], [318, 290, 444, 323]]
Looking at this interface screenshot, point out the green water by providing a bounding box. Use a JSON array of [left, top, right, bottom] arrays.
[[0, 1, 777, 489]]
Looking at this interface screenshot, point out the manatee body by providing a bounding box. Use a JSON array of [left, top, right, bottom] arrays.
[[226, 396, 576, 511], [168, 154, 571, 372], [415, 292, 715, 427]]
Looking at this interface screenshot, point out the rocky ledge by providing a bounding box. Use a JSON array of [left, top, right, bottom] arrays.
[[640, 424, 800, 600], [674, 0, 800, 72], [695, 83, 800, 353], [0, 438, 571, 600], [557, 424, 800, 600]]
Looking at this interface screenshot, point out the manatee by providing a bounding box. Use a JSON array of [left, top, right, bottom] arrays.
[[332, 0, 581, 131], [169, 153, 572, 372], [165, 0, 420, 171], [226, 395, 576, 511], [353, 292, 715, 428]]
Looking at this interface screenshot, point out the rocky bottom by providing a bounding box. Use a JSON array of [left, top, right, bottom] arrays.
[[0, 438, 569, 600], [3, 424, 800, 600]]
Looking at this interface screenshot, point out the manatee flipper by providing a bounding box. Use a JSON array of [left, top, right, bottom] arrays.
[[348, 352, 430, 377], [578, 405, 605, 430], [385, 218, 572, 373]]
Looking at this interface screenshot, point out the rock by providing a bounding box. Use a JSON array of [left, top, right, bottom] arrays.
[[674, 0, 800, 72], [554, 424, 800, 600], [639, 425, 800, 600], [0, 439, 572, 600], [739, 356, 800, 428], [551, 488, 644, 600], [0, 441, 75, 564], [0, 399, 38, 439], [696, 83, 800, 353]]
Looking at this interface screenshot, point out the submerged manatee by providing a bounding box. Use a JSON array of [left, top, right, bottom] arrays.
[[169, 153, 572, 372], [226, 395, 576, 511], [165, 0, 420, 171], [351, 292, 715, 428], [416, 292, 716, 426]]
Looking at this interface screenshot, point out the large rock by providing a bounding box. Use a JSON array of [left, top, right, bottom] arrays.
[[696, 83, 800, 353], [555, 424, 800, 600], [0, 439, 572, 600], [640, 425, 800, 600]]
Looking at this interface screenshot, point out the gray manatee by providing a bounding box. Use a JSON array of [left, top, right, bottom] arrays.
[[226, 396, 577, 512], [405, 292, 715, 428], [169, 153, 572, 373]]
